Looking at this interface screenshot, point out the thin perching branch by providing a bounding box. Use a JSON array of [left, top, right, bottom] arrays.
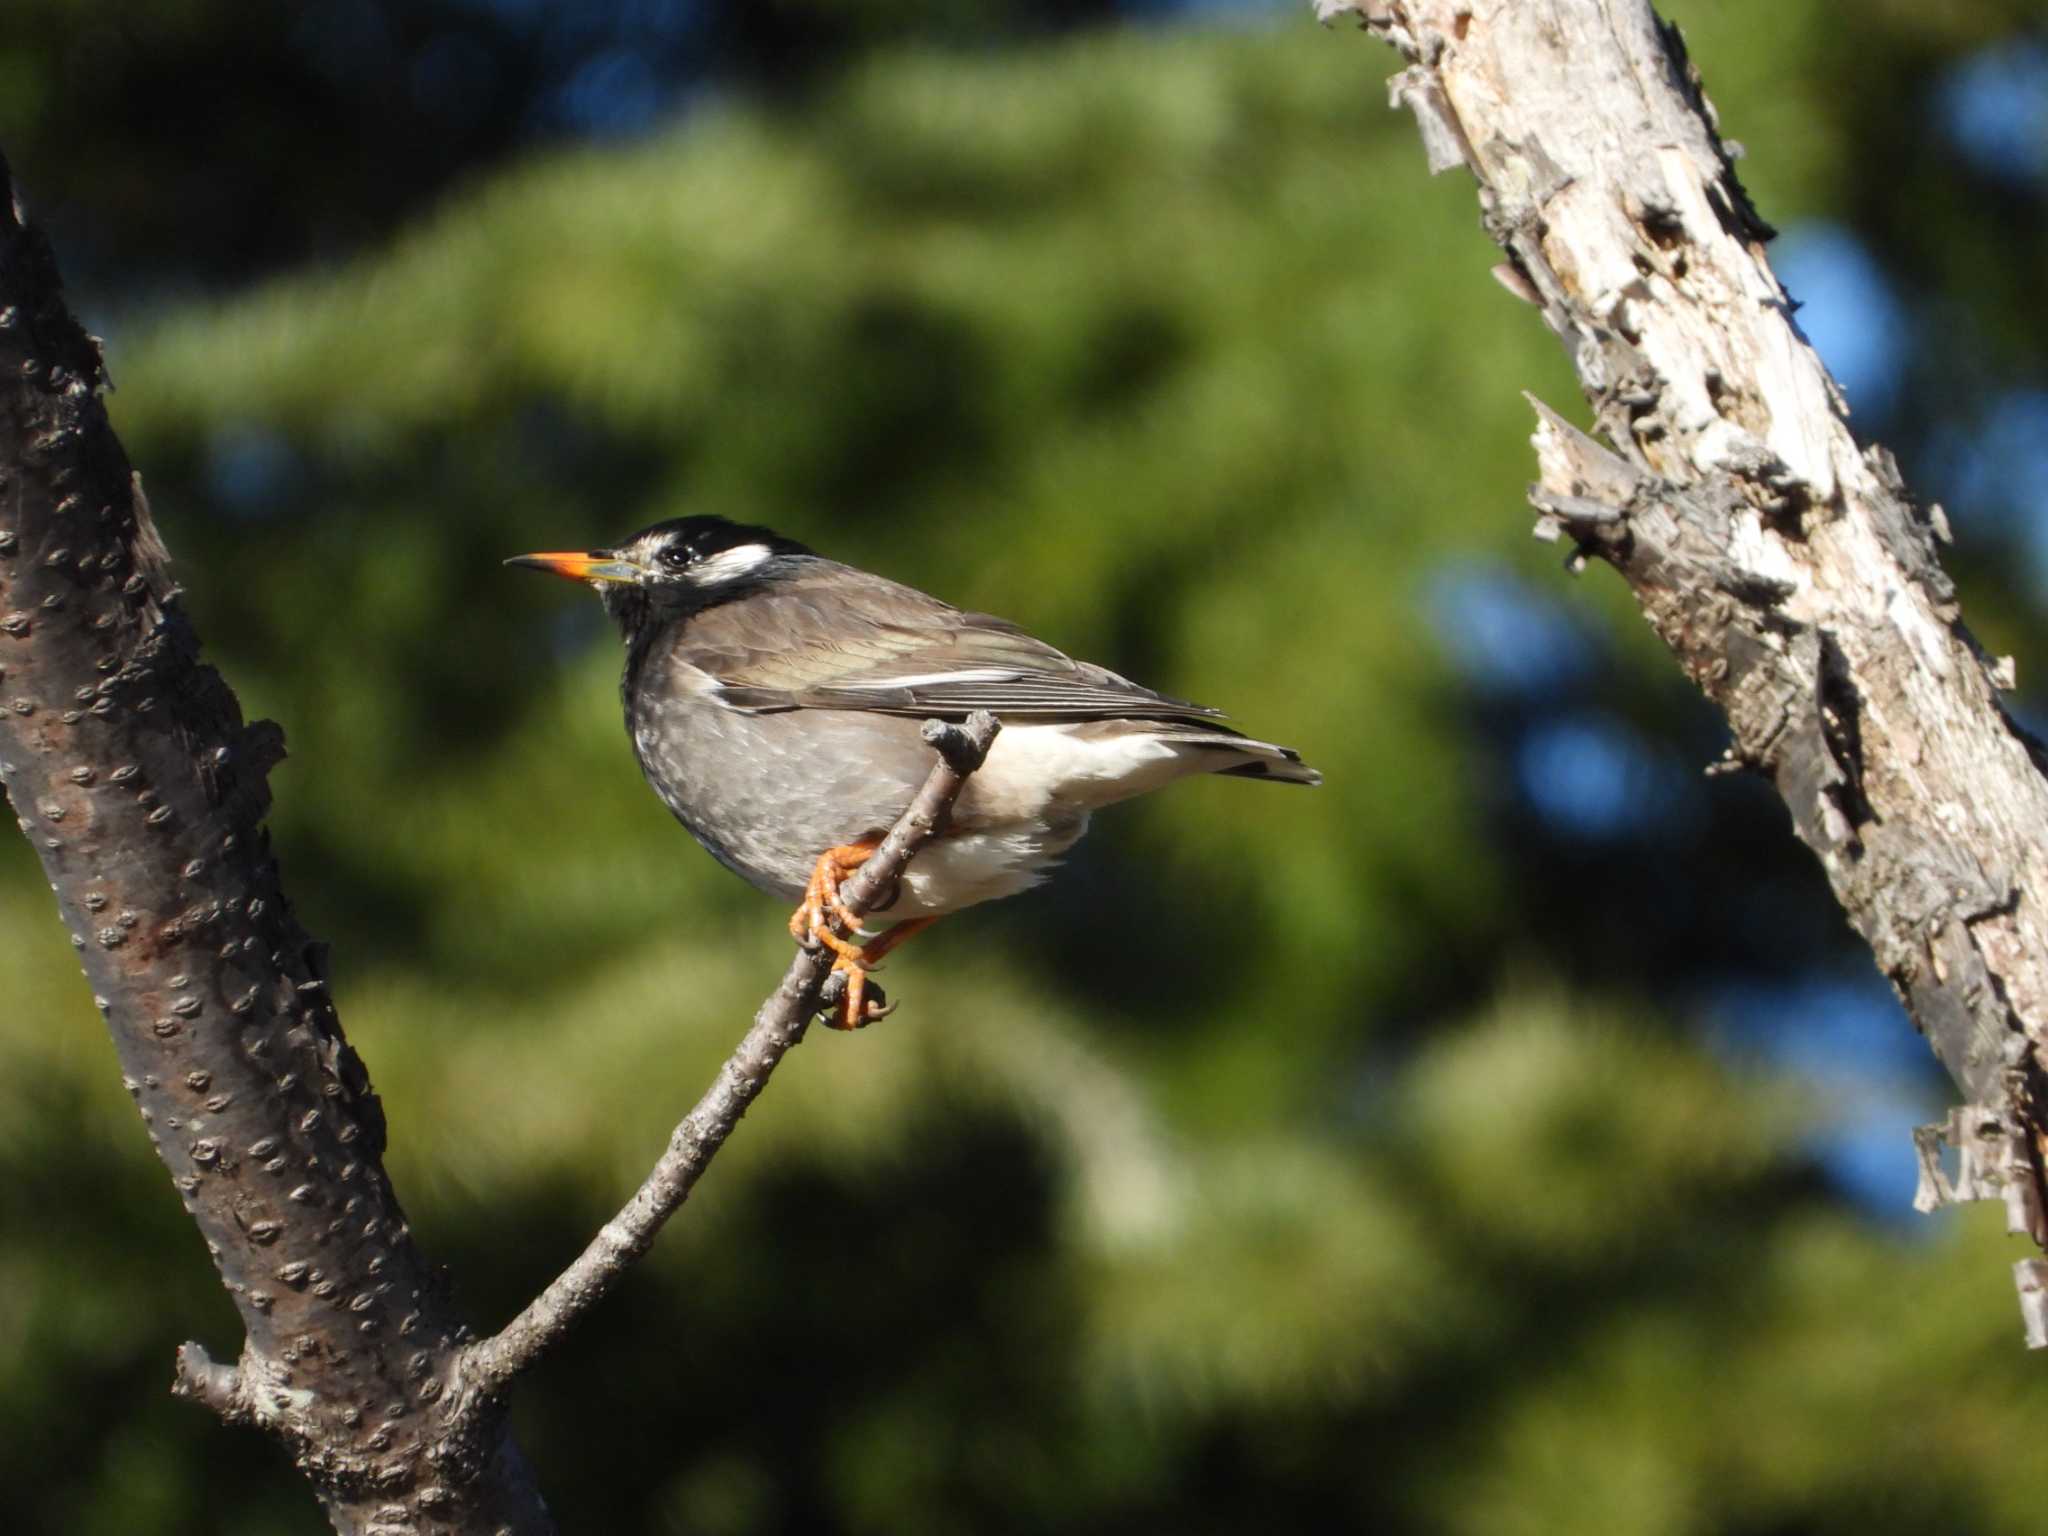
[[462, 712, 1001, 1399]]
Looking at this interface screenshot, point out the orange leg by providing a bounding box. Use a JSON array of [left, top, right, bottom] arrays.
[[788, 837, 882, 963], [858, 915, 937, 967], [827, 917, 939, 1030]]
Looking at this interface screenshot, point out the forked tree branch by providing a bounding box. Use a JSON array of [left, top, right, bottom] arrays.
[[0, 141, 1001, 1531], [462, 712, 1000, 1400], [1318, 0, 2048, 1337]]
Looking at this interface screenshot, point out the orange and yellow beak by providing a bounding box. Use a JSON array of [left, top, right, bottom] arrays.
[[503, 550, 644, 585]]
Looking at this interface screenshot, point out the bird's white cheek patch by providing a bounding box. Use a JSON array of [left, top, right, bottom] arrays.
[[689, 544, 774, 585]]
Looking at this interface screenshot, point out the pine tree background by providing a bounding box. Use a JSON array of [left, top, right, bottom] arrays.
[[3, 2, 2046, 1530]]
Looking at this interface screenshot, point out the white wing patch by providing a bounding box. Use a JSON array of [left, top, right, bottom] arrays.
[[848, 667, 1024, 690]]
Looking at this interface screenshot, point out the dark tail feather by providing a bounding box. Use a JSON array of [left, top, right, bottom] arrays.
[[1178, 732, 1323, 787], [1216, 754, 1322, 786]]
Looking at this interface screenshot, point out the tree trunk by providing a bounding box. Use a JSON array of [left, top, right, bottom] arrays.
[[1318, 0, 2048, 1337], [0, 141, 1010, 1523], [0, 155, 556, 1534]]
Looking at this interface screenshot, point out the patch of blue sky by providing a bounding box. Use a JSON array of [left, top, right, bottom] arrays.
[[1773, 222, 1909, 424], [1705, 973, 1945, 1221], [1924, 391, 2048, 587], [1516, 712, 1694, 840], [1428, 562, 1596, 698], [207, 424, 305, 520], [1939, 40, 2048, 185]]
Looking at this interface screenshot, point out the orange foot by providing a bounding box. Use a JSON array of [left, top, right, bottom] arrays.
[[788, 837, 881, 963], [826, 917, 937, 1030], [787, 841, 938, 1029]]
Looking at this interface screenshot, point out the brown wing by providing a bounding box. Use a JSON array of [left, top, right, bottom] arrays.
[[678, 560, 1227, 725]]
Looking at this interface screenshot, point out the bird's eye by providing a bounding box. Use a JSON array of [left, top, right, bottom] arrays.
[[656, 544, 694, 571]]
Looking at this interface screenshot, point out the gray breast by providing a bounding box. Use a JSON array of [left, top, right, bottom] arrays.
[[625, 649, 938, 900]]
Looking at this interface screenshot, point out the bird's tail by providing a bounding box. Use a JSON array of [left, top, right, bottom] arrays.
[[1178, 731, 1323, 787]]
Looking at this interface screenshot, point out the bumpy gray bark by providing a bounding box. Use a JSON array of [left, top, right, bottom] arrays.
[[0, 156, 556, 1533], [1319, 0, 2048, 1337], [0, 150, 1008, 1522]]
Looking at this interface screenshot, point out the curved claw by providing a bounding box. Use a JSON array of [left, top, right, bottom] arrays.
[[820, 967, 891, 1030], [791, 844, 937, 1031]]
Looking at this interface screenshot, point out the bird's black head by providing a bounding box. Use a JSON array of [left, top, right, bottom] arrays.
[[507, 516, 813, 638]]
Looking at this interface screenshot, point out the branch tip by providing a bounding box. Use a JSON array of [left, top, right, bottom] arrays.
[[920, 709, 1001, 775], [171, 1341, 251, 1423], [462, 714, 1001, 1398]]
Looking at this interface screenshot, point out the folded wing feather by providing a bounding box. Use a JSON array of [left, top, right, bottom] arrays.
[[695, 562, 1227, 726]]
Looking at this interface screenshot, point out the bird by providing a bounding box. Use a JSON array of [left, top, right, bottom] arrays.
[[508, 516, 1320, 1028]]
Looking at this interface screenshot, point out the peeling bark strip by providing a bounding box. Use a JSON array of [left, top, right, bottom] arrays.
[[1319, 0, 2048, 1315], [0, 156, 555, 1533]]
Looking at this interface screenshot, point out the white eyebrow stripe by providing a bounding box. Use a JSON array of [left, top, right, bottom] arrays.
[[687, 543, 776, 584]]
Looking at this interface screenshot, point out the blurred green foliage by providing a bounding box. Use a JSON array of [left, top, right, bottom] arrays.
[[4, 4, 2048, 1533]]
